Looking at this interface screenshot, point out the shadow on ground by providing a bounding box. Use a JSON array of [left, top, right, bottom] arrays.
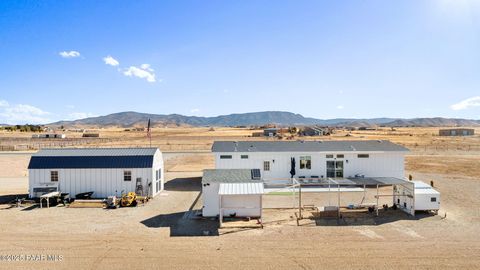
[[310, 209, 437, 226], [0, 193, 28, 204], [164, 177, 202, 192], [141, 212, 219, 237]]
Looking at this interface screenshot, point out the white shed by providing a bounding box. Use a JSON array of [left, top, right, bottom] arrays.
[[28, 148, 164, 199], [202, 169, 263, 218]]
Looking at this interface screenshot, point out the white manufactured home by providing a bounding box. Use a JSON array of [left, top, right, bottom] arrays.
[[28, 148, 164, 199], [212, 140, 409, 180]]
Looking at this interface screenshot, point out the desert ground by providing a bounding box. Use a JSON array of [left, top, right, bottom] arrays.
[[0, 127, 479, 269]]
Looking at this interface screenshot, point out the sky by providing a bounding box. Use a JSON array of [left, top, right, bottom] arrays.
[[0, 0, 479, 124]]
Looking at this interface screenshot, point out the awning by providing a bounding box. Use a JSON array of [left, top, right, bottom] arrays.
[[219, 182, 264, 195]]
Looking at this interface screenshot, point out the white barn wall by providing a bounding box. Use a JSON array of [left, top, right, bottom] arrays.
[[214, 151, 406, 179]]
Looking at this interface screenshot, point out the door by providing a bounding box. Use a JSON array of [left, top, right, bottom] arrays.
[[263, 161, 271, 178], [326, 161, 344, 178]]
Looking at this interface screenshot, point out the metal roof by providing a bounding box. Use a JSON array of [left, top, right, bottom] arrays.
[[212, 140, 409, 153], [219, 182, 264, 195], [347, 177, 412, 186], [32, 148, 159, 157], [202, 169, 262, 184], [28, 148, 158, 169], [413, 181, 440, 195]]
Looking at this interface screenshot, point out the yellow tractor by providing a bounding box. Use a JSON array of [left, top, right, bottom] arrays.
[[120, 192, 137, 207]]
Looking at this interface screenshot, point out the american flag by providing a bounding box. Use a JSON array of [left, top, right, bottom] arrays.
[[147, 119, 151, 139]]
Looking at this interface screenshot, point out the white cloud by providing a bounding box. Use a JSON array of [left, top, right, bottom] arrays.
[[68, 112, 96, 120], [336, 105, 344, 109], [0, 102, 51, 124], [190, 108, 200, 113], [0, 100, 9, 107], [123, 64, 156, 83], [450, 96, 480, 110], [103, 55, 119, 66], [59, 51, 81, 58]]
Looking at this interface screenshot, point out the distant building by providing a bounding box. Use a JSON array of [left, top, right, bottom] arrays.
[[439, 128, 474, 136], [32, 133, 66, 139], [82, 133, 100, 138], [301, 126, 329, 136], [263, 128, 279, 137]]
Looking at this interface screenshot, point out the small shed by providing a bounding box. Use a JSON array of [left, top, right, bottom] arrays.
[[439, 128, 474, 136], [28, 148, 164, 199], [202, 169, 263, 218]]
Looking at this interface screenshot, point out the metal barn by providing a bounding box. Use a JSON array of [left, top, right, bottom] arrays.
[[28, 148, 164, 199]]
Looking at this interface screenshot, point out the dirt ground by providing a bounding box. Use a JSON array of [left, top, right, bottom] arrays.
[[0, 127, 479, 269]]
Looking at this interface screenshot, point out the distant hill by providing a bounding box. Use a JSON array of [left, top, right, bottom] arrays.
[[49, 111, 480, 128]]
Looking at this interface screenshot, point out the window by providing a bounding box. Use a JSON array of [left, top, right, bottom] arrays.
[[241, 155, 249, 159], [358, 154, 370, 158], [220, 155, 232, 159], [263, 161, 270, 171], [156, 169, 161, 180], [50, 171, 58, 182], [326, 154, 334, 159], [431, 197, 437, 202], [124, 171, 132, 181], [300, 156, 311, 169], [336, 154, 344, 158]]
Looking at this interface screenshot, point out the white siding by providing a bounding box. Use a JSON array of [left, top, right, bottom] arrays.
[[28, 149, 164, 198], [215, 151, 405, 179], [202, 183, 220, 217], [202, 182, 262, 217], [220, 195, 261, 217]]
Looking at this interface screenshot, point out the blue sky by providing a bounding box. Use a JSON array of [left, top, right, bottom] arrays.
[[0, 0, 479, 124]]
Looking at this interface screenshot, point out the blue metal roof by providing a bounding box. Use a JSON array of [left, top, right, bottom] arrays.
[[28, 148, 158, 169]]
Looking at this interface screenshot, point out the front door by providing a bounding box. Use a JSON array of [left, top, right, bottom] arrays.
[[263, 160, 271, 178], [326, 161, 344, 178]]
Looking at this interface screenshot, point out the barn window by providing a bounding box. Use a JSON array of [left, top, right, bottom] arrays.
[[431, 197, 436, 202], [220, 155, 232, 159], [50, 171, 58, 182], [300, 156, 311, 169], [336, 154, 344, 158], [358, 154, 370, 158], [263, 161, 270, 171], [241, 155, 249, 159], [124, 171, 132, 181], [326, 154, 334, 159]]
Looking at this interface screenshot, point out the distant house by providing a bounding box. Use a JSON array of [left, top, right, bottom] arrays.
[[301, 126, 328, 136], [263, 128, 278, 137], [32, 133, 66, 139], [439, 128, 474, 136]]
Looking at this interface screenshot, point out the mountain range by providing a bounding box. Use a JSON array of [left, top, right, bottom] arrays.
[[49, 111, 480, 128]]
